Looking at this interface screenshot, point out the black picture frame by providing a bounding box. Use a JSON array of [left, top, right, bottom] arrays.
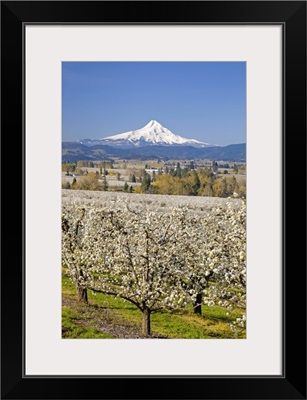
[[1, 1, 306, 399]]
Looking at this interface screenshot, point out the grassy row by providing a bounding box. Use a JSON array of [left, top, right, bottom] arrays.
[[62, 274, 246, 339], [62, 306, 114, 338]]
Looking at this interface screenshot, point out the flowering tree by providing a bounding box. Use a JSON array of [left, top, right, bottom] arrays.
[[172, 214, 214, 315], [62, 203, 94, 303], [202, 201, 246, 310], [85, 203, 194, 336], [62, 199, 246, 336], [175, 200, 246, 315]]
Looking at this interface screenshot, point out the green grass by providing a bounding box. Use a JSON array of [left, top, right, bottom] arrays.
[[62, 306, 114, 338], [62, 273, 246, 339]]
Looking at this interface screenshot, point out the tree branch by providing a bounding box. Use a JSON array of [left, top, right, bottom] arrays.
[[88, 287, 143, 311]]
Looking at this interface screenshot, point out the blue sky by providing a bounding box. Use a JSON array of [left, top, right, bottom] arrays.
[[62, 62, 246, 146]]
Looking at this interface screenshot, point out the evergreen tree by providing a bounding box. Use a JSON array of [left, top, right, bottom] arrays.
[[176, 162, 182, 178], [190, 170, 200, 195], [189, 160, 195, 170], [102, 174, 108, 191], [102, 162, 108, 191], [221, 177, 228, 197], [212, 160, 218, 173], [141, 173, 151, 193], [228, 176, 238, 195]]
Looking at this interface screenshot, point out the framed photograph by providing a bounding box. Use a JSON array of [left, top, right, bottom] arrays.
[[1, 1, 306, 399]]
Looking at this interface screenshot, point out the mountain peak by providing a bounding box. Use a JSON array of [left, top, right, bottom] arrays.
[[144, 119, 162, 128], [79, 121, 212, 148]]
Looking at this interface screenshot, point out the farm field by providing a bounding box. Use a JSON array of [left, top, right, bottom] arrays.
[[62, 171, 142, 188], [62, 159, 246, 196], [62, 189, 243, 215], [62, 189, 246, 339]]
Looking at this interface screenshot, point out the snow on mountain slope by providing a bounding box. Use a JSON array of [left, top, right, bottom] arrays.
[[103, 120, 209, 146], [79, 120, 212, 147]]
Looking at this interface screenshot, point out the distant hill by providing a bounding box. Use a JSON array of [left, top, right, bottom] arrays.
[[62, 142, 246, 162]]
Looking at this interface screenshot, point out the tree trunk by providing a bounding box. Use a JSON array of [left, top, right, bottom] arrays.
[[194, 293, 202, 315], [77, 285, 88, 304], [142, 308, 151, 336]]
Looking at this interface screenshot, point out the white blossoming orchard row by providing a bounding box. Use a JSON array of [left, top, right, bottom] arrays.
[[62, 198, 246, 336]]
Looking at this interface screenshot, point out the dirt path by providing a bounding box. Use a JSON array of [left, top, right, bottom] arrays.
[[62, 297, 167, 339]]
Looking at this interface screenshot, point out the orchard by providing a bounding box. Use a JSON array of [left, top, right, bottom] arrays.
[[62, 198, 246, 337]]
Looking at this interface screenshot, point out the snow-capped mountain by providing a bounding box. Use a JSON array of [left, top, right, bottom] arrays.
[[79, 120, 212, 148]]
